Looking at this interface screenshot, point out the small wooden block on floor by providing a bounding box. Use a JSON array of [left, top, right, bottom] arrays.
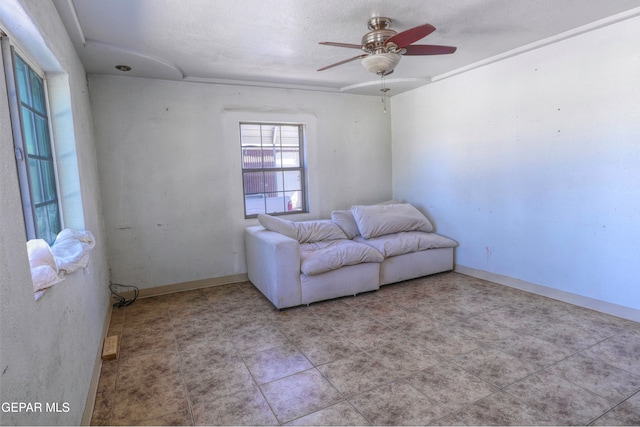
[[102, 335, 119, 360]]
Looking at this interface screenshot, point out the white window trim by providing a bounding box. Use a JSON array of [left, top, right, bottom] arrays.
[[240, 121, 308, 218], [224, 110, 319, 219], [1, 35, 64, 241]]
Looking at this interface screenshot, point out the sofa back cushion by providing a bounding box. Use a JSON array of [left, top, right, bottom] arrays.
[[294, 220, 347, 243], [258, 214, 347, 243], [331, 200, 400, 239], [351, 203, 434, 239], [257, 214, 297, 239], [331, 210, 360, 239]]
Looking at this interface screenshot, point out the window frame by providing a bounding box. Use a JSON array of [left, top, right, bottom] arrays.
[[2, 37, 63, 244], [240, 121, 308, 218]]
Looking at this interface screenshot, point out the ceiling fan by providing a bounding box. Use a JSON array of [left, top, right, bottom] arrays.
[[318, 17, 457, 76]]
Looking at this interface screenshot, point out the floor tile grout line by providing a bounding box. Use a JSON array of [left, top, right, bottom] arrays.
[[106, 306, 126, 427], [428, 321, 637, 424], [93, 273, 640, 425], [239, 328, 309, 426], [471, 353, 631, 425], [401, 378, 495, 427], [586, 390, 640, 427], [538, 329, 640, 404], [169, 312, 196, 427], [246, 361, 280, 425]]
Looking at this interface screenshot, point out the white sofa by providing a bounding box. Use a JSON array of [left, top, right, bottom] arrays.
[[245, 203, 457, 309]]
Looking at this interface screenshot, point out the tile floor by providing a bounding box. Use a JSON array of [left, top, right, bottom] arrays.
[[91, 272, 640, 426]]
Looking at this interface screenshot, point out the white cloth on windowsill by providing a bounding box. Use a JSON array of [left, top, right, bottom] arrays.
[[27, 229, 96, 300]]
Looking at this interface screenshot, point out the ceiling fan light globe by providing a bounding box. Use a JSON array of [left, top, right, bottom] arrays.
[[362, 52, 401, 75]]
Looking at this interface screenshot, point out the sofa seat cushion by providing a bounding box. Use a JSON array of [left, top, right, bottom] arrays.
[[300, 240, 384, 276], [354, 231, 457, 258]]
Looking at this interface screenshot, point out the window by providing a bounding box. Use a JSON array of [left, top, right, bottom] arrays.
[[240, 122, 307, 218], [3, 40, 61, 244]]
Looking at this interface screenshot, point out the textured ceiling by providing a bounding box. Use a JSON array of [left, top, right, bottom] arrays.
[[53, 0, 640, 95]]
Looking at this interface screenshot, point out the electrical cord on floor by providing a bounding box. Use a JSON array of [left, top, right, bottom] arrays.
[[109, 283, 139, 308]]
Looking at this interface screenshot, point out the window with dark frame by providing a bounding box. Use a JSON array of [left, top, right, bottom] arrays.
[[240, 122, 307, 218], [3, 40, 62, 244]]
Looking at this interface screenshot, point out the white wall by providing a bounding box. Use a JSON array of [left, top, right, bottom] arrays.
[[391, 16, 640, 312], [0, 1, 110, 425], [89, 76, 392, 290]]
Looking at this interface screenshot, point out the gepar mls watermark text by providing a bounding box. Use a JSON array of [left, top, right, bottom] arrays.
[[2, 402, 70, 413]]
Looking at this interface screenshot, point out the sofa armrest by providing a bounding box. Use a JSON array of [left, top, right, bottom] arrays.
[[245, 225, 302, 309]]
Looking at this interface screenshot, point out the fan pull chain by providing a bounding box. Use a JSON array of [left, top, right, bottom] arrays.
[[380, 75, 390, 113]]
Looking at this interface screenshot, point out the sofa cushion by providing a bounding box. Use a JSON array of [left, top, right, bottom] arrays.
[[354, 231, 457, 258], [295, 220, 347, 243], [351, 203, 434, 239], [257, 214, 297, 239], [331, 200, 400, 239], [258, 214, 347, 243], [331, 210, 360, 239], [300, 240, 384, 275]]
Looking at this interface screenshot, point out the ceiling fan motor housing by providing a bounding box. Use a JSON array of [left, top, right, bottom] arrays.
[[362, 17, 399, 54]]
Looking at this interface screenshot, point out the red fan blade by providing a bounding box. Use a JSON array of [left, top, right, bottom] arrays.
[[403, 44, 457, 55], [386, 23, 436, 48], [317, 54, 368, 71], [319, 42, 363, 49]]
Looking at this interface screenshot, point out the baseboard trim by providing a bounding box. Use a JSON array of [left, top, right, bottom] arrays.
[[455, 265, 640, 323], [119, 273, 250, 299], [81, 300, 113, 425]]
